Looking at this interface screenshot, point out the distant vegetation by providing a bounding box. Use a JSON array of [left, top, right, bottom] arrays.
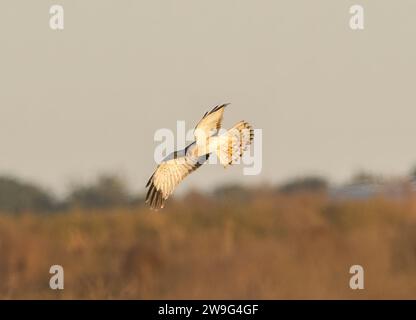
[[0, 175, 142, 214], [0, 168, 416, 298], [67, 175, 133, 210], [349, 171, 383, 184], [278, 176, 328, 194], [0, 176, 56, 213], [1, 191, 416, 298], [0, 168, 415, 214]]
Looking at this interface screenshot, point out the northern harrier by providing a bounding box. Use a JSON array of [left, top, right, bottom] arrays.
[[145, 104, 253, 209]]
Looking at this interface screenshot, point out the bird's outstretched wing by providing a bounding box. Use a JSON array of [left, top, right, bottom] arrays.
[[193, 104, 229, 145], [145, 155, 207, 210]]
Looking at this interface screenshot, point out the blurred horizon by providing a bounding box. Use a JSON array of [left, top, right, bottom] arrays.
[[1, 165, 416, 214]]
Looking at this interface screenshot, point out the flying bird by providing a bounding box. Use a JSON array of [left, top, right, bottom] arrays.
[[145, 103, 253, 209]]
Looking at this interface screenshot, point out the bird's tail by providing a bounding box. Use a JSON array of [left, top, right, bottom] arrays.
[[215, 121, 254, 168]]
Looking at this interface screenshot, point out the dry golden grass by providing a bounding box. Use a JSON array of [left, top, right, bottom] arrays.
[[1, 192, 416, 299]]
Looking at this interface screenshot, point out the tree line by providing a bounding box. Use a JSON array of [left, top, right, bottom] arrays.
[[0, 175, 141, 214], [0, 167, 415, 213]]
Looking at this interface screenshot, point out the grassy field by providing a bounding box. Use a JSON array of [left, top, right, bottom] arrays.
[[1, 191, 416, 299]]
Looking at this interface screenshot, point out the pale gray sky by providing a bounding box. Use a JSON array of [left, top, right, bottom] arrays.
[[0, 1, 415, 196]]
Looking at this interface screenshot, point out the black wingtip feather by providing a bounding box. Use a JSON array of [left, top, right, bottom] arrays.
[[145, 178, 165, 210], [203, 103, 230, 119], [145, 184, 153, 203], [145, 172, 155, 188]]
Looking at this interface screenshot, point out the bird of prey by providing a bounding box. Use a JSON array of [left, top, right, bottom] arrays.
[[145, 103, 253, 209]]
